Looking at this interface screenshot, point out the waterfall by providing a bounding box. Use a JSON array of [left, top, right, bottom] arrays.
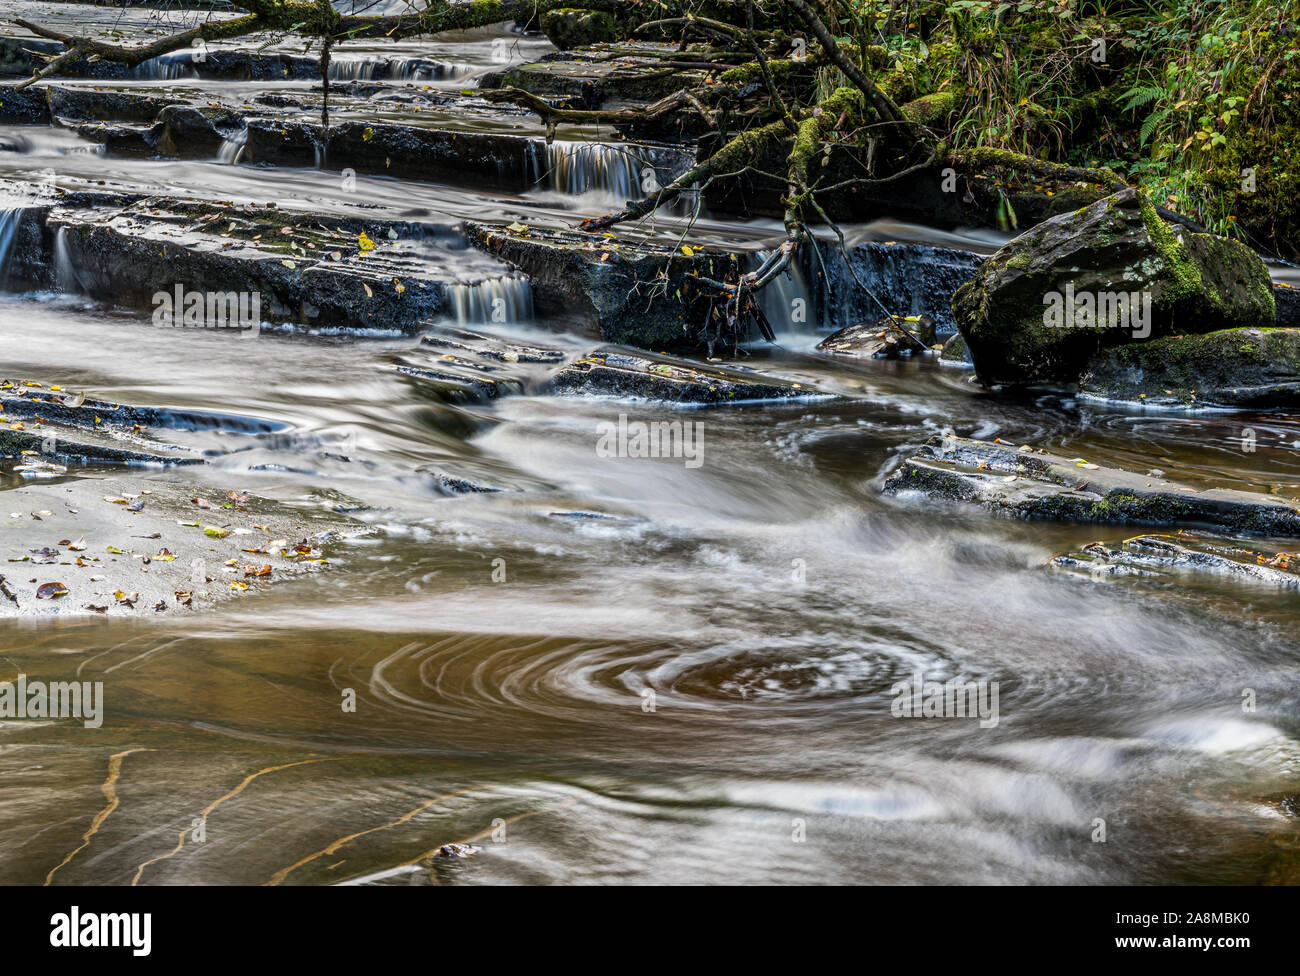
[[544, 141, 652, 199], [448, 277, 533, 326], [326, 56, 475, 82], [53, 227, 83, 294], [217, 128, 248, 165], [754, 248, 817, 338], [0, 207, 23, 289], [0, 208, 20, 278], [133, 51, 199, 81]]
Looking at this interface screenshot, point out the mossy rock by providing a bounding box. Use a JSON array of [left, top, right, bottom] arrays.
[[540, 9, 620, 50], [939, 332, 971, 366], [1080, 327, 1300, 407], [952, 187, 1276, 388]]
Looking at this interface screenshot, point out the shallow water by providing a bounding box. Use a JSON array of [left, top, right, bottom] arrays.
[[1, 12, 1298, 887], [3, 288, 1298, 885]]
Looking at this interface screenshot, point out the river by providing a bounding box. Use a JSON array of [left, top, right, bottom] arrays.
[[0, 13, 1297, 886]]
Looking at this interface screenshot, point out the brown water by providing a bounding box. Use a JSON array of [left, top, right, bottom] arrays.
[[1, 14, 1298, 887]]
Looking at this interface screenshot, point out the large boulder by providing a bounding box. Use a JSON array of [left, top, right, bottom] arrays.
[[952, 187, 1276, 387], [1079, 327, 1300, 407]]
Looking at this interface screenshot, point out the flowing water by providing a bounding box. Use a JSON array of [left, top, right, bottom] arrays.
[[1, 15, 1298, 887]]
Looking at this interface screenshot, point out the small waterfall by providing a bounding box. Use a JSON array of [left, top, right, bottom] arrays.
[[755, 248, 818, 338], [217, 128, 248, 165], [133, 51, 199, 81], [448, 277, 533, 326], [327, 56, 474, 82], [53, 227, 83, 294], [0, 207, 23, 288], [545, 141, 652, 199]]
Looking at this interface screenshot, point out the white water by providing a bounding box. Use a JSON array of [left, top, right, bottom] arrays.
[[545, 141, 653, 201], [133, 51, 200, 81], [0, 207, 22, 286], [52, 226, 81, 294], [448, 276, 533, 326], [217, 128, 248, 165], [327, 56, 476, 82], [754, 248, 818, 340]]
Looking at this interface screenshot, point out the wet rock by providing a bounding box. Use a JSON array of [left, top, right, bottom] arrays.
[[1275, 283, 1300, 328], [952, 187, 1277, 388], [46, 86, 184, 124], [822, 239, 983, 337], [939, 332, 972, 366], [74, 121, 154, 156], [541, 9, 620, 50], [884, 435, 1300, 536], [465, 221, 731, 350], [397, 324, 570, 403], [396, 365, 522, 403], [1, 384, 283, 435], [244, 119, 544, 193], [0, 423, 198, 468], [0, 204, 52, 290], [705, 152, 1103, 232], [415, 467, 504, 495], [435, 843, 477, 858], [1079, 327, 1300, 407], [481, 46, 706, 111], [1050, 534, 1300, 588], [0, 84, 52, 123], [0, 37, 62, 79], [817, 315, 936, 359], [549, 351, 817, 405], [419, 328, 566, 364], [44, 201, 500, 331], [149, 104, 246, 158]]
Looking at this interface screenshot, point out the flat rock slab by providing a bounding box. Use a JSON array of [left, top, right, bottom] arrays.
[[466, 221, 734, 350], [1, 381, 284, 437], [396, 325, 574, 404], [482, 45, 707, 110], [0, 475, 360, 617], [1079, 327, 1300, 407], [43, 201, 515, 331], [549, 351, 821, 405], [884, 435, 1300, 536], [1050, 534, 1300, 588]]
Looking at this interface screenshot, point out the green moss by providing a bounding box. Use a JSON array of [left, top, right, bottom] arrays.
[[901, 89, 961, 125], [1137, 191, 1202, 305]]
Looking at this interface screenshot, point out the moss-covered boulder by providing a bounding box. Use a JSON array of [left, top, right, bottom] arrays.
[[540, 9, 620, 50], [1079, 327, 1300, 407], [952, 187, 1276, 387]]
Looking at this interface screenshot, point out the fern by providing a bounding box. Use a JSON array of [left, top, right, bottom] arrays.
[[1122, 85, 1166, 112], [1139, 107, 1170, 145]]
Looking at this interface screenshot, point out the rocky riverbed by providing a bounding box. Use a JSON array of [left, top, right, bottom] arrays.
[[1, 5, 1298, 887]]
